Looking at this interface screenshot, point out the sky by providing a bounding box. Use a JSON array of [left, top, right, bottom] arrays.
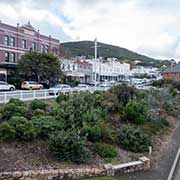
[[0, 0, 180, 61]]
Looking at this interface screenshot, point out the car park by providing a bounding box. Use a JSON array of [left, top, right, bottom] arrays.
[[0, 81, 15, 91], [21, 81, 43, 90], [49, 84, 72, 95]]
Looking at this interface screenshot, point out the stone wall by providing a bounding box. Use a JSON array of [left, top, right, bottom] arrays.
[[0, 157, 150, 180]]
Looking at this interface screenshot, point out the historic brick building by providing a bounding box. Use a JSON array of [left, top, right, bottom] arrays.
[[0, 20, 60, 80], [162, 63, 180, 82]]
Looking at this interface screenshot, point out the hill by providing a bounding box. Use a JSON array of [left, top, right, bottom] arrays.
[[60, 41, 170, 68]]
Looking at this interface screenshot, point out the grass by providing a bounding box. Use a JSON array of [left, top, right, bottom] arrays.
[[83, 177, 116, 180]]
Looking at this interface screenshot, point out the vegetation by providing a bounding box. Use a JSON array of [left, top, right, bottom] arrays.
[[0, 84, 179, 164], [17, 52, 62, 85], [61, 41, 171, 68]]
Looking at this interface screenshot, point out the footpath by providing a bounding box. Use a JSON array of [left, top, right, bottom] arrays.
[[116, 122, 180, 180]]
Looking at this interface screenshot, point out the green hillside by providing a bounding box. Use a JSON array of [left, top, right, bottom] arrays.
[[60, 41, 170, 68]]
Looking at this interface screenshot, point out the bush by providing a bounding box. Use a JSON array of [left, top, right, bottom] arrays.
[[48, 129, 90, 163], [95, 143, 117, 158], [125, 100, 147, 125], [56, 94, 69, 104], [9, 116, 36, 140], [8, 98, 25, 106], [33, 109, 45, 117], [32, 116, 64, 137], [0, 122, 16, 141], [143, 118, 170, 135], [30, 99, 47, 110], [3, 103, 28, 120], [117, 124, 151, 153]]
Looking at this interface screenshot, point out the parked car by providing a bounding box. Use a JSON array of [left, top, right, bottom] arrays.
[[49, 84, 72, 95], [73, 84, 89, 92], [0, 81, 15, 91], [21, 81, 43, 90]]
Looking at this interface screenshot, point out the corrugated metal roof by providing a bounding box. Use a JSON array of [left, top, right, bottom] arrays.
[[162, 63, 180, 74]]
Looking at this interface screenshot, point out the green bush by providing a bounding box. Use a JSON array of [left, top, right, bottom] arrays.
[[9, 116, 36, 140], [143, 118, 170, 135], [0, 122, 16, 141], [32, 116, 64, 137], [125, 100, 147, 125], [56, 94, 69, 104], [48, 129, 90, 163], [3, 103, 28, 120], [95, 143, 117, 158], [117, 124, 151, 153], [30, 99, 47, 110], [33, 109, 45, 117], [8, 98, 25, 106], [83, 124, 102, 142]]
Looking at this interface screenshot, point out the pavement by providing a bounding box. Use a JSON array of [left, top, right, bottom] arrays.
[[173, 157, 180, 180], [115, 122, 180, 180]]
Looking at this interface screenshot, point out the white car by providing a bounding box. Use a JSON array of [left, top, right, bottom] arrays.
[[49, 84, 72, 95], [0, 81, 15, 91], [73, 84, 89, 92]]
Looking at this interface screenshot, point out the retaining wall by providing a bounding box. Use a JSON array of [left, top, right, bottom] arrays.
[[0, 157, 150, 180]]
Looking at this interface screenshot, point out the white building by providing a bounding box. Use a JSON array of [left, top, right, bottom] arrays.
[[87, 58, 130, 82]]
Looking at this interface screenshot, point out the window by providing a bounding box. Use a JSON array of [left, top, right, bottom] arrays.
[[41, 44, 44, 52], [11, 53, 15, 63], [5, 52, 9, 62], [22, 39, 26, 49], [4, 35, 9, 46], [10, 37, 15, 47], [45, 45, 48, 53], [32, 42, 36, 50]]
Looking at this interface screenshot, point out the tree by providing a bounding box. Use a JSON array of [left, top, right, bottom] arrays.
[[17, 52, 63, 85]]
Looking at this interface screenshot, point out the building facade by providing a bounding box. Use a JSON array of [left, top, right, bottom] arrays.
[[0, 20, 60, 80], [162, 63, 180, 82], [61, 59, 93, 83], [87, 59, 130, 82]]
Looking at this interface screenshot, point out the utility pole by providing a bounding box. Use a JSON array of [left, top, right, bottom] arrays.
[[94, 38, 97, 87]]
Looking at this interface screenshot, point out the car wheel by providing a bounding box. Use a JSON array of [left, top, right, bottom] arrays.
[[9, 87, 14, 91], [39, 86, 43, 90], [29, 87, 32, 90]]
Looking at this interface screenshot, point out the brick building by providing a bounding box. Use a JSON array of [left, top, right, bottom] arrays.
[[0, 20, 60, 81], [162, 63, 180, 82]]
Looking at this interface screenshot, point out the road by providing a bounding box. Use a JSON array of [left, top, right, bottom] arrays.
[[115, 122, 180, 180], [173, 157, 180, 180]]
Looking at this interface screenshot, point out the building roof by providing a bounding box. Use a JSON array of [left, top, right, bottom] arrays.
[[21, 21, 36, 31], [162, 63, 180, 74]]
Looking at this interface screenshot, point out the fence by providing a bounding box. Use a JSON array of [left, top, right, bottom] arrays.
[[0, 87, 109, 104]]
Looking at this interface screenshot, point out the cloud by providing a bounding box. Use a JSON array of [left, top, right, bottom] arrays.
[[1, 0, 180, 60], [61, 0, 180, 60]]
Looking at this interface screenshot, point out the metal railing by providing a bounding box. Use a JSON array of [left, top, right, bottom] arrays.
[[0, 87, 109, 104]]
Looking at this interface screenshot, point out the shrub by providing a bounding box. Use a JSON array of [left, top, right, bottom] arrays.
[[82, 124, 102, 142], [3, 103, 28, 120], [48, 129, 90, 163], [9, 116, 36, 140], [32, 116, 64, 137], [125, 100, 147, 125], [8, 98, 25, 106], [0, 122, 16, 141], [56, 94, 69, 104], [30, 99, 47, 110], [143, 118, 170, 135], [117, 124, 151, 153], [95, 143, 117, 158], [33, 109, 45, 117]]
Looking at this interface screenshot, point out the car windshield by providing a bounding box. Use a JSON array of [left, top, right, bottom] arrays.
[[29, 81, 38, 84], [52, 84, 63, 88]]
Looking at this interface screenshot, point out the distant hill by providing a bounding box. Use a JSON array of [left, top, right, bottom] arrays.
[[60, 41, 171, 68]]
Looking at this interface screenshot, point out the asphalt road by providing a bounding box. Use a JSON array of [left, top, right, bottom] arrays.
[[115, 122, 180, 180]]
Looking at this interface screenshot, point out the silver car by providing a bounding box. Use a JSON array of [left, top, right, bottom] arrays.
[[49, 84, 72, 95], [0, 81, 15, 91], [73, 84, 89, 92]]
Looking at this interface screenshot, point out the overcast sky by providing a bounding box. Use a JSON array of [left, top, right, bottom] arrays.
[[1, 0, 180, 60]]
